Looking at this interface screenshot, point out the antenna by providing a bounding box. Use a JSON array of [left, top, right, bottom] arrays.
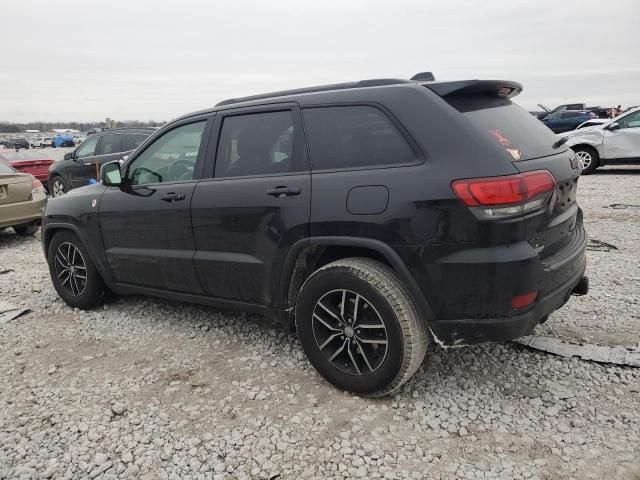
[[411, 72, 436, 82]]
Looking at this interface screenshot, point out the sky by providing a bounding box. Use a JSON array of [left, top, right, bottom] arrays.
[[1, 0, 638, 123]]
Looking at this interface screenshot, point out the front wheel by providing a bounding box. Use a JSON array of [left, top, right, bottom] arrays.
[[47, 231, 106, 309], [573, 146, 599, 175], [296, 258, 429, 396], [50, 176, 68, 197]]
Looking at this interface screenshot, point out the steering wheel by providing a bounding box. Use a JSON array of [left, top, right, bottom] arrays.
[[167, 159, 194, 182]]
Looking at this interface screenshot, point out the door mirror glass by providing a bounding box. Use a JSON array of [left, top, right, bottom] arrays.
[[101, 161, 122, 186], [64, 152, 73, 161], [606, 122, 620, 131]]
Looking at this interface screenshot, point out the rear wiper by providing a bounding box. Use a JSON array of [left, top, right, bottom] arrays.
[[553, 137, 569, 149]]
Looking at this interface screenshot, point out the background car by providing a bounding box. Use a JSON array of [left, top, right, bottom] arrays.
[[560, 107, 640, 174], [0, 150, 55, 191], [575, 119, 608, 130], [0, 160, 47, 236], [53, 134, 76, 148], [542, 110, 598, 133], [5, 137, 30, 149], [48, 127, 153, 196]]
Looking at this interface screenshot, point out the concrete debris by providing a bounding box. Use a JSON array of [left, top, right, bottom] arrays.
[[516, 335, 640, 367], [0, 301, 30, 324], [586, 238, 618, 252]]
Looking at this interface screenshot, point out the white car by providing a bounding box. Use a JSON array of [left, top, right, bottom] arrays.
[[559, 107, 640, 174]]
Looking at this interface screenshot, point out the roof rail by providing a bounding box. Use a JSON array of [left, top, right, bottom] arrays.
[[216, 78, 415, 107]]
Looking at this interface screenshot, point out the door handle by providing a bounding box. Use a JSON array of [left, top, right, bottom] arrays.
[[266, 186, 301, 198], [160, 192, 186, 202]]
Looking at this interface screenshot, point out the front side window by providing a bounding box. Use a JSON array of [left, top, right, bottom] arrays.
[[127, 121, 206, 186], [302, 106, 416, 170], [214, 111, 296, 178], [75, 137, 99, 159], [98, 135, 122, 155], [618, 111, 640, 129]]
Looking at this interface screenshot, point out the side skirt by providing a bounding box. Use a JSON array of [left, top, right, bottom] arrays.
[[106, 282, 288, 324]]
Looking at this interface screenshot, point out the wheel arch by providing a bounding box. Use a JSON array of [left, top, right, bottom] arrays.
[[42, 223, 112, 282], [279, 237, 438, 337]]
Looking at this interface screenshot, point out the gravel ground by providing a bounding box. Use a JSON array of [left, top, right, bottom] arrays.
[[1, 168, 639, 480]]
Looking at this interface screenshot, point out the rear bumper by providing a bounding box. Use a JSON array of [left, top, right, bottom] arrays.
[[396, 224, 588, 346], [0, 195, 47, 228], [429, 253, 586, 345]]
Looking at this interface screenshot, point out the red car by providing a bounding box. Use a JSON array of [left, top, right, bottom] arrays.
[[0, 150, 55, 191]]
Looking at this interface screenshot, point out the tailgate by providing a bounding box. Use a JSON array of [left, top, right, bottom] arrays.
[[0, 174, 33, 206], [512, 150, 581, 258]]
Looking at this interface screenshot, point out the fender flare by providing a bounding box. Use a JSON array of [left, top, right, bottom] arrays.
[[278, 236, 439, 336], [42, 221, 114, 282]]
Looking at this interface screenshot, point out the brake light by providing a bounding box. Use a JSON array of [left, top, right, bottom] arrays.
[[31, 178, 45, 194], [452, 170, 555, 218]]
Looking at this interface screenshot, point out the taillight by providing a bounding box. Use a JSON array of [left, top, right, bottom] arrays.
[[32, 178, 45, 194], [451, 170, 555, 218]]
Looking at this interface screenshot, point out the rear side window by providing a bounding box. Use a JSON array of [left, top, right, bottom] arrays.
[[214, 111, 298, 178], [446, 95, 561, 161], [303, 106, 416, 170], [98, 135, 122, 155], [122, 133, 148, 151]]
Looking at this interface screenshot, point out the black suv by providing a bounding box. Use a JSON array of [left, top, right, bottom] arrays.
[[47, 128, 154, 197], [6, 137, 30, 149], [42, 76, 588, 396]]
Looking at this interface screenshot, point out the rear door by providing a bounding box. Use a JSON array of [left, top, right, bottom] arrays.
[[602, 110, 640, 159], [191, 105, 311, 306], [99, 117, 212, 292]]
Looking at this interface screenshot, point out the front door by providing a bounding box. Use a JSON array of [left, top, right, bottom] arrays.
[[69, 136, 100, 188], [603, 110, 640, 159], [191, 106, 311, 306], [99, 118, 211, 293]]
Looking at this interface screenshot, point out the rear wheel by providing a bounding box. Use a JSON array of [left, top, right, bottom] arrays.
[[13, 224, 39, 236], [50, 176, 68, 197], [574, 146, 599, 174], [47, 231, 106, 309], [296, 258, 429, 396]]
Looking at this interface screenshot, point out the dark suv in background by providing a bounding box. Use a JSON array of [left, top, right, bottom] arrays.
[[42, 75, 588, 396], [47, 128, 154, 196]]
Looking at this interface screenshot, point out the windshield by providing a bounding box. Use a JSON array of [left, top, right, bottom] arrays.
[[447, 95, 564, 161]]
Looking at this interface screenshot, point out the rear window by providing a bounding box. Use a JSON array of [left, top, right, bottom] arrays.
[[0, 161, 15, 174], [0, 151, 51, 161], [447, 95, 562, 161]]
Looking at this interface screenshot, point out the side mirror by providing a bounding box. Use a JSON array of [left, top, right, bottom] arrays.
[[101, 161, 123, 187], [64, 152, 73, 161], [606, 122, 620, 131]]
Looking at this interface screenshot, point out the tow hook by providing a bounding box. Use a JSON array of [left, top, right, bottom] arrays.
[[571, 276, 589, 296]]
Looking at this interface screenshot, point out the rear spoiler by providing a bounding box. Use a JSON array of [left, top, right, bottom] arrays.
[[424, 80, 523, 99]]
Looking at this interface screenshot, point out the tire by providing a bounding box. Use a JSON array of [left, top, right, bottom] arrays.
[[50, 176, 68, 197], [47, 231, 106, 309], [573, 146, 599, 174], [296, 258, 429, 396], [13, 224, 39, 236]]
